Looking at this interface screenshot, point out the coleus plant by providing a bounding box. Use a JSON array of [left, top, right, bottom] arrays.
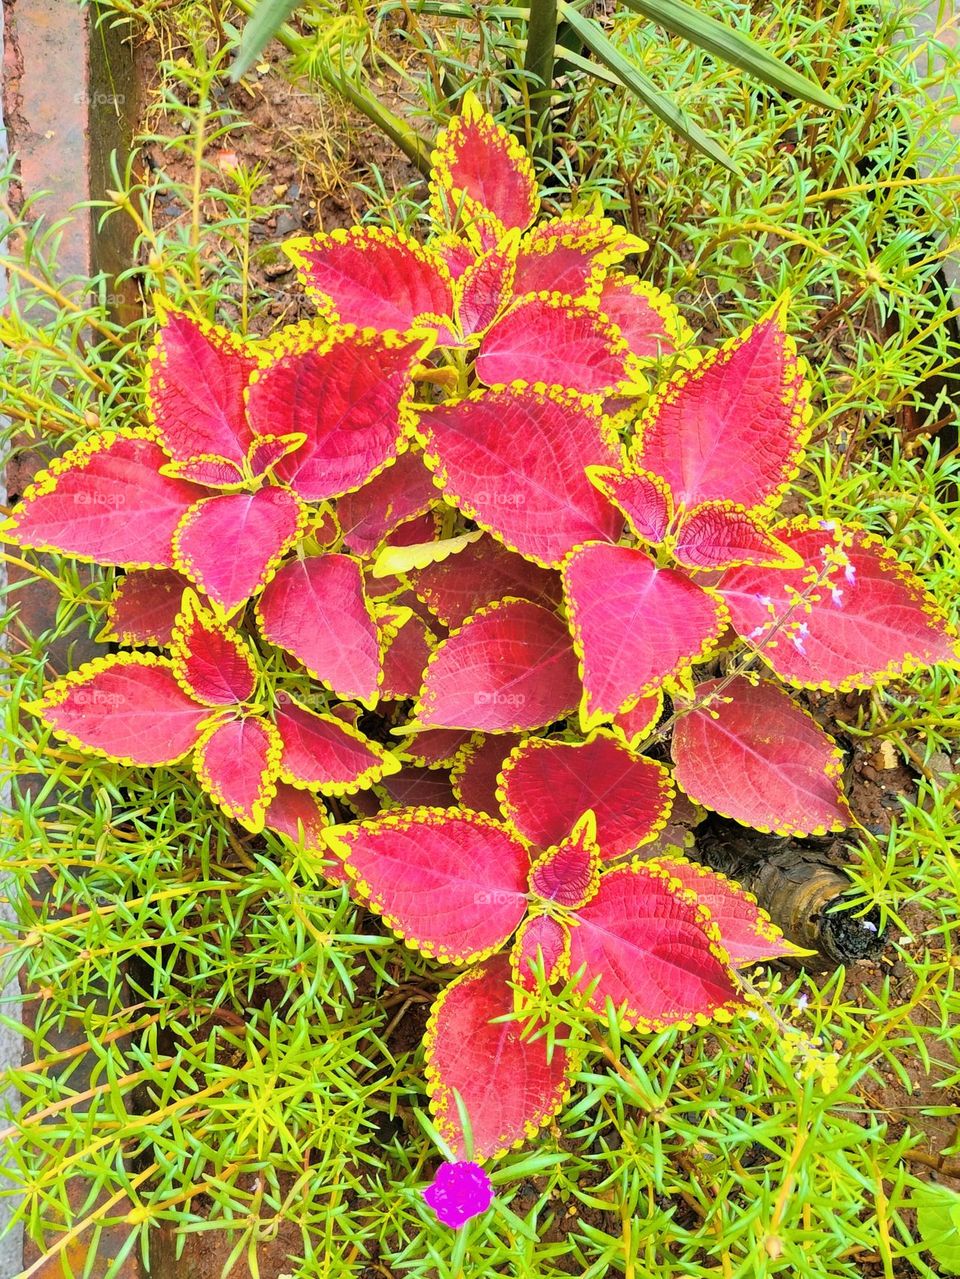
[[6, 94, 959, 1168], [324, 731, 801, 1158]]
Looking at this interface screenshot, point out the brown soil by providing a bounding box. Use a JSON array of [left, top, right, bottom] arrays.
[[136, 28, 420, 338]]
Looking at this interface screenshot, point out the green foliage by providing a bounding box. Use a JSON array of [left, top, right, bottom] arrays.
[[220, 0, 840, 165], [3, 0, 960, 1275], [229, 0, 300, 81], [915, 1182, 960, 1274]]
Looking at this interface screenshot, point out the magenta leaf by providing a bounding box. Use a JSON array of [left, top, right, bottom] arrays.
[[660, 858, 802, 966], [147, 307, 257, 465], [33, 654, 214, 767], [409, 533, 562, 628], [632, 305, 809, 511], [499, 729, 673, 859], [256, 554, 381, 701], [104, 569, 190, 646], [173, 486, 307, 615], [528, 812, 601, 908], [567, 863, 740, 1028], [720, 518, 960, 689], [562, 543, 728, 725], [246, 330, 427, 502], [4, 432, 206, 569], [671, 676, 852, 836], [274, 695, 395, 794], [324, 807, 530, 962], [418, 386, 621, 568], [424, 953, 573, 1160], [337, 450, 439, 557], [414, 600, 582, 732]]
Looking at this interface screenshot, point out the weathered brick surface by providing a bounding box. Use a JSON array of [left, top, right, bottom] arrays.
[[2, 2, 141, 1275]]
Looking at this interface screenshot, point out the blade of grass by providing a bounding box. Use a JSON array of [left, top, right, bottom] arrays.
[[229, 0, 301, 81], [617, 0, 844, 109], [558, 1, 740, 173]]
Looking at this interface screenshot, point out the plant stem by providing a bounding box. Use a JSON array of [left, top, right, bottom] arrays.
[[230, 0, 432, 174], [523, 0, 557, 152]]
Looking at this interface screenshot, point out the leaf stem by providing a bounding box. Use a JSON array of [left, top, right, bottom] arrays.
[[524, 0, 558, 153]]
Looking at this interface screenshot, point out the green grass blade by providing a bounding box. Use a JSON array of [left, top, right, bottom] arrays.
[[558, 1, 739, 173], [617, 0, 843, 108], [230, 0, 302, 82]]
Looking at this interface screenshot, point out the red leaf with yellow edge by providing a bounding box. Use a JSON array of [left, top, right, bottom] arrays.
[[597, 275, 691, 361], [499, 729, 673, 860], [455, 244, 516, 337], [194, 714, 281, 831], [410, 533, 562, 628], [337, 451, 439, 557], [246, 433, 306, 480], [170, 593, 256, 707], [586, 465, 673, 545], [562, 543, 728, 725], [283, 227, 456, 339], [431, 234, 477, 280], [310, 504, 342, 551], [611, 691, 663, 749], [529, 813, 601, 908], [632, 306, 809, 511], [264, 781, 328, 851], [719, 519, 960, 690], [380, 612, 437, 700], [104, 569, 189, 646], [418, 386, 621, 568], [34, 653, 213, 766], [388, 590, 446, 634], [343, 788, 382, 819], [147, 307, 258, 465], [399, 728, 478, 769], [275, 695, 395, 794], [380, 764, 457, 809], [670, 676, 852, 837], [159, 455, 247, 488], [247, 329, 426, 502], [513, 218, 643, 299], [510, 914, 570, 989], [255, 554, 380, 701], [673, 501, 801, 571], [476, 296, 635, 394], [324, 806, 530, 962], [450, 733, 523, 815], [658, 858, 800, 966], [414, 599, 581, 732], [425, 953, 574, 1160], [173, 486, 307, 615], [381, 510, 441, 550], [567, 863, 740, 1028], [430, 91, 539, 235], [3, 431, 206, 569]]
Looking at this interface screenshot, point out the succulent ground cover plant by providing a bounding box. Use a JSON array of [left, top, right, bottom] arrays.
[[5, 93, 958, 1182]]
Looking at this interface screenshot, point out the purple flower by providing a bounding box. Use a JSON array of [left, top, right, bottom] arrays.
[[423, 1161, 494, 1228]]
